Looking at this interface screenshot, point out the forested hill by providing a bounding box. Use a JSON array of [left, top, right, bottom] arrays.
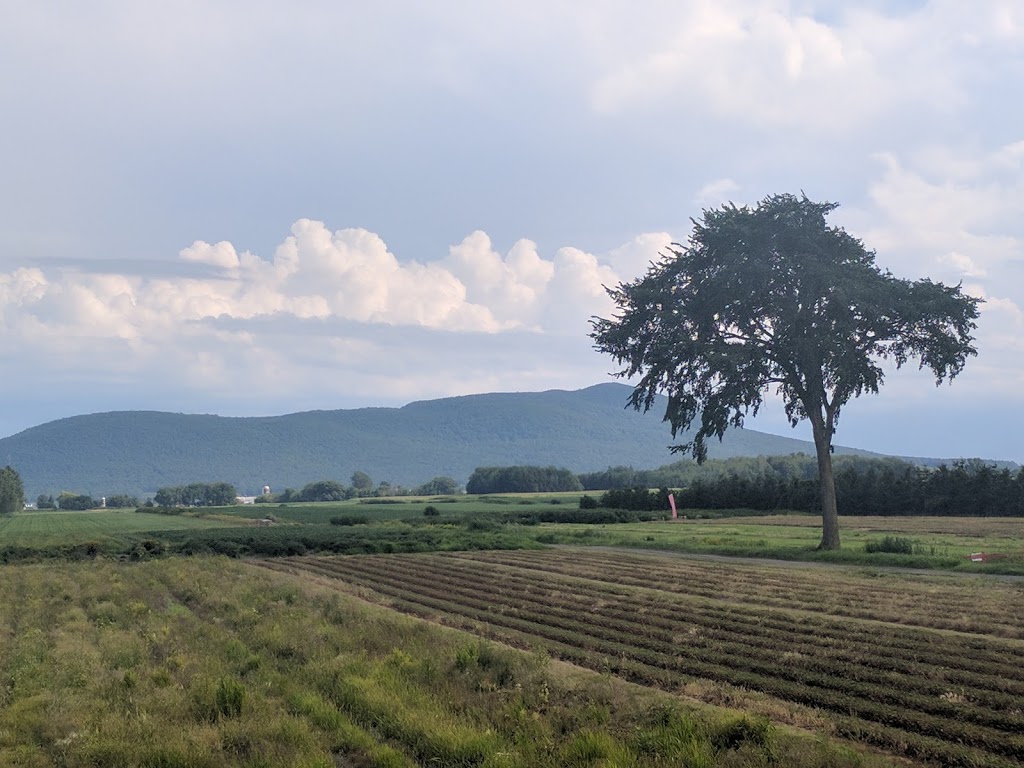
[[0, 383, 904, 498]]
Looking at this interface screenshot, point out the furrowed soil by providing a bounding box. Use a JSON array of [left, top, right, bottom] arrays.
[[261, 547, 1024, 768]]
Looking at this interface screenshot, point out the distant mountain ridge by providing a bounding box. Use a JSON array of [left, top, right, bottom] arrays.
[[0, 383, 1004, 499]]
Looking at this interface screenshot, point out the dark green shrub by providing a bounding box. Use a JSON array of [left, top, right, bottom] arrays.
[[864, 536, 914, 554], [711, 715, 773, 751], [579, 494, 598, 509], [330, 515, 369, 526], [423, 505, 440, 516]]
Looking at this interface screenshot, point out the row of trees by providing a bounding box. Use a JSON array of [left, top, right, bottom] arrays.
[[261, 473, 462, 503], [466, 466, 583, 494], [153, 483, 238, 508], [35, 492, 143, 510], [671, 460, 1024, 517]]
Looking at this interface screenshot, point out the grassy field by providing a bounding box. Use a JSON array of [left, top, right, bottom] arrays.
[[3, 499, 1024, 765], [0, 510, 231, 547], [266, 548, 1024, 767], [0, 556, 889, 768], [4, 498, 1023, 574], [525, 514, 1024, 572]]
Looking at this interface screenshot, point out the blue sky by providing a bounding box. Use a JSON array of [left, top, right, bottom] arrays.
[[1, 1, 1021, 462]]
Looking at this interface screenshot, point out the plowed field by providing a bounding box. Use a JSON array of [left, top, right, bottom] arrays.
[[259, 548, 1024, 768]]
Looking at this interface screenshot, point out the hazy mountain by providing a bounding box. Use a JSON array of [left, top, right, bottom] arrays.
[[0, 383, 991, 499]]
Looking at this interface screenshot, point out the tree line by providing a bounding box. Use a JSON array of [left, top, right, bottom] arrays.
[[262, 472, 462, 503], [466, 466, 583, 494], [153, 482, 238, 508], [672, 459, 1024, 516]]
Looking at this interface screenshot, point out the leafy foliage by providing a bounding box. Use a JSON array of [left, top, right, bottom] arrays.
[[350, 470, 374, 492], [414, 476, 460, 495], [58, 492, 95, 511], [665, 458, 1024, 517], [105, 493, 141, 509], [591, 194, 982, 548], [467, 466, 583, 494], [298, 480, 350, 502], [0, 466, 23, 514], [154, 482, 237, 507]]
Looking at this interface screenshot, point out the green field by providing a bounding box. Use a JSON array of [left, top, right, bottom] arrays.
[[3, 496, 1024, 765], [4, 498, 1023, 573], [525, 514, 1024, 572], [267, 548, 1024, 767], [0, 510, 231, 547], [0, 557, 885, 767]]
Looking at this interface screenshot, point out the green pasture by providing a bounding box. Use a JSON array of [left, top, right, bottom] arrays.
[[528, 515, 1024, 572], [3, 496, 1023, 574], [213, 492, 586, 525], [0, 510, 232, 547]]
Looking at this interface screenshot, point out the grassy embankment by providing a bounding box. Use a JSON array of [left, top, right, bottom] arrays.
[[0, 556, 888, 768]]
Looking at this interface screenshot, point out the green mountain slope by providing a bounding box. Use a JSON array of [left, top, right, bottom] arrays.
[[2, 383, 885, 498]]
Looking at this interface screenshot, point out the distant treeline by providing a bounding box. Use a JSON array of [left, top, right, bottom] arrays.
[[658, 457, 1024, 516], [154, 483, 238, 508], [265, 474, 461, 503], [466, 466, 583, 494]]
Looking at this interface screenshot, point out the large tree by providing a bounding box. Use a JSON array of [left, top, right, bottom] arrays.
[[0, 466, 24, 515], [590, 194, 981, 549]]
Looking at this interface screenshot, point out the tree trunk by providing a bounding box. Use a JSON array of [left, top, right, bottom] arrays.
[[810, 414, 840, 550]]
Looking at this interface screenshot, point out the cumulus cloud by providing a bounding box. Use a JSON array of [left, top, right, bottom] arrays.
[[856, 147, 1023, 283], [0, 221, 644, 411], [585, 0, 1020, 135], [694, 179, 741, 209]]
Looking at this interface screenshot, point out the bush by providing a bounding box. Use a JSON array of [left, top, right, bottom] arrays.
[[864, 536, 915, 555], [579, 494, 598, 509], [330, 515, 369, 526], [424, 505, 440, 517], [137, 506, 184, 516]]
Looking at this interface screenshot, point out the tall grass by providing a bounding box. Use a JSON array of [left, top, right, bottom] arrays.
[[0, 557, 894, 767]]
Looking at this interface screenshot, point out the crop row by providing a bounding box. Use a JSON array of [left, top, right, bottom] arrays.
[[454, 549, 1024, 638], [433, 554, 1024, 679], [306, 554, 1024, 717], [267, 554, 1024, 766]]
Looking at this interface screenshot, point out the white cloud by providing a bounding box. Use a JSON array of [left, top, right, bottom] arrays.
[[180, 240, 241, 269], [856, 147, 1023, 284], [0, 222, 649, 410], [694, 179, 741, 209]]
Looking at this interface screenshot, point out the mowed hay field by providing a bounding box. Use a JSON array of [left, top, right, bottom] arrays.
[[532, 514, 1024, 570], [263, 548, 1024, 767], [0, 510, 231, 548], [0, 556, 893, 768]]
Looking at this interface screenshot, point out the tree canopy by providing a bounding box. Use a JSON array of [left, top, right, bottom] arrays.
[[154, 482, 238, 507], [590, 194, 981, 549], [0, 466, 24, 514], [466, 466, 583, 494]]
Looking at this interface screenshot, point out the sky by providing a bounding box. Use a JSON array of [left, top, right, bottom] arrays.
[[1, 1, 1022, 462]]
